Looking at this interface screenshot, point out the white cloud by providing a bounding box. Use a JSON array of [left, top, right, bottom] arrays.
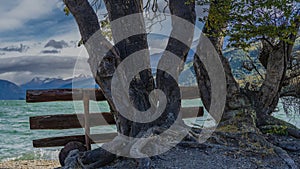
[[0, 0, 59, 32], [0, 38, 84, 59]]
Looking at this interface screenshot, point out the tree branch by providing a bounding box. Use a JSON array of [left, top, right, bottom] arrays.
[[64, 0, 100, 43]]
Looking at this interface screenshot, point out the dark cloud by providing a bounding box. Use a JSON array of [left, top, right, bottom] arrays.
[[0, 55, 77, 74], [0, 44, 29, 53], [41, 50, 60, 54], [0, 55, 90, 84], [44, 40, 69, 49]]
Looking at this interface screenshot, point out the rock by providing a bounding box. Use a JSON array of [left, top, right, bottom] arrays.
[[59, 141, 87, 166], [61, 149, 82, 169]]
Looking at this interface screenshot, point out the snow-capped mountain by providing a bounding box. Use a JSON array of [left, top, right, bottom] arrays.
[[20, 74, 96, 90]]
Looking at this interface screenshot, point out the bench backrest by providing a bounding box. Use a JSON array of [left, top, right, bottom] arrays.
[[27, 87, 203, 150]]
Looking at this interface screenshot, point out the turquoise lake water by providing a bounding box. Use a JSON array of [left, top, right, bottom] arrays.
[[0, 100, 299, 162]]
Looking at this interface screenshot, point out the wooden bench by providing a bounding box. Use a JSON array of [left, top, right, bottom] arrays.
[[27, 87, 203, 150]]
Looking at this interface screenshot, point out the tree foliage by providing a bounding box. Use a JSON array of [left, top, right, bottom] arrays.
[[228, 0, 300, 48], [193, 0, 299, 48]]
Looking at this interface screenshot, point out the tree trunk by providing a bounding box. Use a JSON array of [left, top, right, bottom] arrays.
[[61, 0, 300, 168], [63, 0, 196, 167], [256, 18, 299, 126], [256, 42, 297, 126], [63, 0, 124, 167], [193, 0, 246, 118], [257, 42, 287, 116], [102, 0, 196, 137], [155, 0, 196, 129], [63, 0, 118, 118], [103, 0, 155, 137]]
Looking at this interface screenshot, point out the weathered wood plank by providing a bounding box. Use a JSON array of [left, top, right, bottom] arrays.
[[30, 107, 203, 130], [26, 87, 200, 103], [180, 86, 200, 99], [83, 91, 91, 150], [30, 112, 116, 130], [33, 133, 118, 148], [26, 89, 106, 103], [32, 107, 203, 148], [181, 106, 204, 118]]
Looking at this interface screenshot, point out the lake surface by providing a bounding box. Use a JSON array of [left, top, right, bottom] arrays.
[[0, 100, 299, 162]]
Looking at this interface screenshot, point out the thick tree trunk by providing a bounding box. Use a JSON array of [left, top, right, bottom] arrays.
[[63, 0, 118, 119], [63, 0, 124, 167], [63, 0, 159, 167], [191, 5, 299, 166], [103, 0, 155, 137], [256, 18, 299, 125], [63, 0, 197, 167], [193, 0, 246, 118], [61, 0, 300, 168], [257, 42, 287, 116], [155, 0, 196, 129], [194, 1, 299, 123], [256, 42, 297, 126]]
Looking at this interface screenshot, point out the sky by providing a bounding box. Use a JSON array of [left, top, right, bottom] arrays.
[[0, 0, 87, 84], [0, 0, 205, 85]]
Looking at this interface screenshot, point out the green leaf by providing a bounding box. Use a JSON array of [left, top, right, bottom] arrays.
[[64, 6, 70, 16]]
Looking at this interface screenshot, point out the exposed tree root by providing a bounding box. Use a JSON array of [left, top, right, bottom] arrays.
[[244, 132, 298, 169], [59, 109, 299, 169], [59, 147, 116, 169], [59, 124, 194, 169], [273, 146, 298, 169], [58, 136, 127, 169], [265, 134, 300, 152], [208, 108, 299, 169], [257, 115, 300, 139], [59, 141, 87, 166], [181, 130, 299, 169]]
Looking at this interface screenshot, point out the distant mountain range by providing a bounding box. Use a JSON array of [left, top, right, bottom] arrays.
[[0, 80, 23, 100], [20, 74, 97, 91], [0, 75, 98, 100]]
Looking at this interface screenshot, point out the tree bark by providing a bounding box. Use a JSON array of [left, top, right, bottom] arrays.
[[63, 0, 196, 167], [193, 0, 246, 117], [103, 0, 155, 137], [61, 0, 300, 168], [155, 0, 196, 129], [257, 42, 287, 116], [256, 18, 300, 125], [63, 0, 122, 166]]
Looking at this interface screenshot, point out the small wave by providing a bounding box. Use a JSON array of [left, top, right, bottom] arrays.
[[1, 149, 59, 162]]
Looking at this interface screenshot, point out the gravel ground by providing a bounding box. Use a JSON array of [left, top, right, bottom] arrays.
[[2, 145, 299, 169], [101, 144, 299, 169], [0, 160, 60, 169], [2, 134, 299, 169]]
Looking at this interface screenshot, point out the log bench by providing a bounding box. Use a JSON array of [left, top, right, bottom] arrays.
[[27, 87, 203, 150]]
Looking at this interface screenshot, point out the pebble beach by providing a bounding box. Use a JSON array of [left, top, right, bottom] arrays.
[[0, 160, 60, 169]]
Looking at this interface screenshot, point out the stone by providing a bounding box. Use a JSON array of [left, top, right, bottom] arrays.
[[59, 141, 87, 166]]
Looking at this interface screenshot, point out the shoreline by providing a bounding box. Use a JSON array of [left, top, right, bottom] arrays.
[[0, 160, 60, 169]]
